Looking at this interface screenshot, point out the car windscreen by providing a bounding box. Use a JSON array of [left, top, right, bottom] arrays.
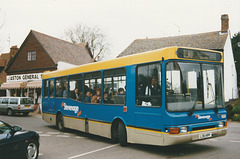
[[20, 98, 34, 104], [0, 121, 11, 134]]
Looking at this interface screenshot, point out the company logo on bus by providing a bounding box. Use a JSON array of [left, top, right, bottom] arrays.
[[61, 102, 81, 117], [195, 115, 212, 121]]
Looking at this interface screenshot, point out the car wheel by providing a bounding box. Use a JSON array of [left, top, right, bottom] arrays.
[[57, 114, 65, 132], [7, 109, 13, 116], [23, 112, 29, 116], [118, 121, 127, 146], [26, 139, 39, 159]]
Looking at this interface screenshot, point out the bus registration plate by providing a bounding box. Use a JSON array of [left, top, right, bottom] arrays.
[[199, 133, 212, 139], [24, 105, 30, 108]]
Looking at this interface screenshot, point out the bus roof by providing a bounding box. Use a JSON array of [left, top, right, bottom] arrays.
[[42, 47, 223, 79]]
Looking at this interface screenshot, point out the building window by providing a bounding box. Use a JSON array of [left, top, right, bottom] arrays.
[[28, 51, 36, 61]]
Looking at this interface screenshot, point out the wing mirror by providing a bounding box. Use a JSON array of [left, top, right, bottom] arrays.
[[12, 126, 22, 133]]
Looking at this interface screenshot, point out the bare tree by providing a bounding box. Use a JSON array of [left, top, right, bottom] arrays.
[[65, 24, 109, 61], [0, 8, 5, 52]]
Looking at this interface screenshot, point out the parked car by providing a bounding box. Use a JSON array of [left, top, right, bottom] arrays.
[[0, 119, 39, 159], [0, 97, 35, 116]]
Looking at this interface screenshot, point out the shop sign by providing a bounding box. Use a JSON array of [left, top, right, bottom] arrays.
[[7, 73, 42, 82]]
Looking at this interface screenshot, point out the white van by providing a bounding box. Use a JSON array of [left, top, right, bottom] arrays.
[[0, 97, 35, 116]]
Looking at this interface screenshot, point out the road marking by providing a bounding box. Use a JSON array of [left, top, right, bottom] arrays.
[[63, 133, 71, 135], [40, 134, 51, 137], [75, 136, 84, 139], [36, 131, 43, 134], [56, 135, 70, 138], [68, 144, 118, 159], [39, 153, 43, 156], [208, 139, 219, 142], [47, 132, 60, 135], [230, 140, 240, 143]]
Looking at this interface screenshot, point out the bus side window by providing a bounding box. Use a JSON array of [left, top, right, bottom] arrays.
[[84, 72, 101, 104], [44, 80, 48, 98], [69, 74, 83, 102], [55, 77, 68, 98], [49, 80, 54, 98], [103, 68, 126, 105], [136, 63, 161, 106]]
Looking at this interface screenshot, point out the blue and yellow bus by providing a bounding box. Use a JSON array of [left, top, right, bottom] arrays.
[[42, 47, 227, 146]]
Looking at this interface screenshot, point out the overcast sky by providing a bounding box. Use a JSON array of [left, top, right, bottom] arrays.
[[0, 0, 240, 59]]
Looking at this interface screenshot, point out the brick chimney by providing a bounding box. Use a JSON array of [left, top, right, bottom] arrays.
[[221, 14, 229, 33], [10, 45, 18, 57]]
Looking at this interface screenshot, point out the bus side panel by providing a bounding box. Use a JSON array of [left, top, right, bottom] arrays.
[[127, 127, 164, 145], [88, 120, 111, 138], [63, 116, 85, 132], [42, 113, 56, 125]]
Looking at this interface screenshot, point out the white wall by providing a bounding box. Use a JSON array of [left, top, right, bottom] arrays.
[[57, 61, 76, 70], [223, 31, 239, 102]]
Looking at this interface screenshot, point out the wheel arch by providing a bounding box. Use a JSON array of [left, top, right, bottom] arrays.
[[111, 116, 127, 141]]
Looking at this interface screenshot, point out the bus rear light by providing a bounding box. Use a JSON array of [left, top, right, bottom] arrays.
[[18, 105, 20, 110], [226, 121, 227, 127], [180, 126, 188, 133], [169, 127, 179, 134]]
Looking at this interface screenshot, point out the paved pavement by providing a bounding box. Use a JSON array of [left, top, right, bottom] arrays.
[[0, 112, 240, 159]]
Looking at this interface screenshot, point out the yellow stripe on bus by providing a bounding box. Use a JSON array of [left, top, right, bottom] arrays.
[[42, 47, 223, 79]]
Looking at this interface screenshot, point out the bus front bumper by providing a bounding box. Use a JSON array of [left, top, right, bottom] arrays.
[[163, 127, 227, 146]]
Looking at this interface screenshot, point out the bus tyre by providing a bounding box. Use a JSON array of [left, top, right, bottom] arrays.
[[57, 114, 65, 132], [118, 122, 127, 146], [7, 109, 13, 116]]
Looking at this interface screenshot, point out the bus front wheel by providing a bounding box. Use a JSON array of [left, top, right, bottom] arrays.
[[57, 114, 65, 132], [118, 121, 127, 146]]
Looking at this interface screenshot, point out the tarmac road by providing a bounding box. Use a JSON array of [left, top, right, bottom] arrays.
[[0, 112, 239, 159]]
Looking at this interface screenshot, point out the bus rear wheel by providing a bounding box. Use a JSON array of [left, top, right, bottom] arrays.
[[118, 121, 127, 146], [57, 114, 65, 132]]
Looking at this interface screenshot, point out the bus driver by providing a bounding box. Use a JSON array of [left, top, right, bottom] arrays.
[[145, 77, 161, 106]]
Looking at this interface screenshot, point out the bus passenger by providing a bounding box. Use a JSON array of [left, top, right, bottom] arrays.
[[71, 88, 81, 100], [92, 88, 101, 103], [63, 82, 68, 98], [113, 91, 118, 96], [103, 92, 112, 104], [105, 87, 112, 99], [85, 91, 92, 103], [118, 88, 125, 95]]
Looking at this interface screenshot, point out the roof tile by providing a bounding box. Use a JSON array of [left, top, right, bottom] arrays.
[[31, 30, 93, 65], [118, 31, 228, 57]]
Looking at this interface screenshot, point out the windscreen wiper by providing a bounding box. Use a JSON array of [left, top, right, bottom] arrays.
[[188, 100, 197, 116]]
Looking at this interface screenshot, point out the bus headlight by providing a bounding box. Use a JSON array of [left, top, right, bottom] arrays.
[[219, 121, 224, 128], [180, 126, 188, 133]]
